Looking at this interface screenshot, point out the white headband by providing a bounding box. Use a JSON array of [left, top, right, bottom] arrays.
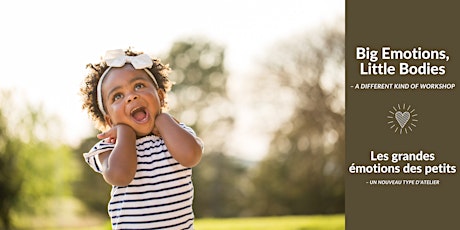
[[96, 49, 159, 116]]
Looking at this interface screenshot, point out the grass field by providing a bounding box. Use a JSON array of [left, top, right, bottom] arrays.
[[12, 197, 344, 229], [195, 214, 344, 230], [16, 214, 344, 230]]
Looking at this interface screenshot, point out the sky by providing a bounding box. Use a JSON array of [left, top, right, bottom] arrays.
[[0, 0, 343, 160]]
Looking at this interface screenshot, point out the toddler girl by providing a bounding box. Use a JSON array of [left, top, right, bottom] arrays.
[[80, 49, 203, 229]]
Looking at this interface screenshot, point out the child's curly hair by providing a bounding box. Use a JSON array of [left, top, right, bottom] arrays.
[[80, 48, 173, 131]]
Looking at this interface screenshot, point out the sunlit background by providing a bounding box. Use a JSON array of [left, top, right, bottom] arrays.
[[0, 0, 344, 229]]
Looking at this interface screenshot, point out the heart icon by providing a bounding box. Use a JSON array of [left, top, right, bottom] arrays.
[[395, 111, 410, 128]]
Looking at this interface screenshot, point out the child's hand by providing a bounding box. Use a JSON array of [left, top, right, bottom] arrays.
[[96, 123, 137, 186], [97, 124, 131, 144], [152, 113, 180, 137]]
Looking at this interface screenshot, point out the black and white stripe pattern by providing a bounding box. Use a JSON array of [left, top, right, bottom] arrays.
[[83, 124, 198, 229]]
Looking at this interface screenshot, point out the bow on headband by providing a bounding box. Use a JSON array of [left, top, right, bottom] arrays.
[[104, 49, 154, 69], [96, 49, 159, 117]]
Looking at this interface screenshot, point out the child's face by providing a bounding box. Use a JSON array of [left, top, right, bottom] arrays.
[[101, 64, 161, 136]]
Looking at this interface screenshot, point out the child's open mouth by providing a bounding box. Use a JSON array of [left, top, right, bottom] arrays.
[[131, 107, 149, 123]]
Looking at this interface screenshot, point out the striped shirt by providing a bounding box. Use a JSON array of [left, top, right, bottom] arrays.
[[83, 124, 200, 229]]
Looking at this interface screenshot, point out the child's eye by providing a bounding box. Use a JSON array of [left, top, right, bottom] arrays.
[[134, 83, 145, 90], [113, 93, 123, 101]]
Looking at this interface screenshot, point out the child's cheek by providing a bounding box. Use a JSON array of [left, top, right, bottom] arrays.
[[109, 103, 126, 120]]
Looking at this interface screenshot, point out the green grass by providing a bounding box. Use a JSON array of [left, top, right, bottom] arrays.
[[195, 214, 344, 230], [16, 214, 344, 230]]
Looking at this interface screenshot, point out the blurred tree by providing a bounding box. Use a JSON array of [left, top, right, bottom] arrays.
[[0, 91, 78, 229], [192, 152, 250, 218], [248, 21, 345, 215], [0, 94, 23, 229], [163, 37, 234, 154], [163, 38, 248, 217]]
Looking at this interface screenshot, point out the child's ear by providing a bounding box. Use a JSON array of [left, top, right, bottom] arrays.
[[157, 89, 166, 107], [104, 115, 113, 127]]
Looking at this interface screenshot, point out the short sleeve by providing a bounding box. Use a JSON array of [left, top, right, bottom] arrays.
[[179, 123, 204, 151], [83, 140, 115, 173]]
